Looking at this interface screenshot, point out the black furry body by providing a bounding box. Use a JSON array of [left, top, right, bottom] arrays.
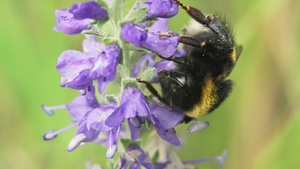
[[139, 2, 242, 117]]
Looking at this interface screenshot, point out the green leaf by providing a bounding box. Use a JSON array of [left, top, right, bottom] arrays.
[[109, 0, 124, 24], [117, 64, 130, 79], [152, 150, 159, 163], [81, 30, 104, 37], [121, 78, 138, 90], [130, 51, 144, 64], [125, 5, 148, 24], [97, 0, 108, 8], [98, 20, 116, 38], [97, 18, 109, 30], [102, 38, 116, 46], [137, 67, 156, 82], [127, 43, 153, 53]]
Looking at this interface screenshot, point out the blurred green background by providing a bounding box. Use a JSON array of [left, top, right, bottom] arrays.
[[0, 0, 300, 168]]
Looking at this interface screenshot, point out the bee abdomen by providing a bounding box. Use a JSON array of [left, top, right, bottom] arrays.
[[184, 77, 233, 117]]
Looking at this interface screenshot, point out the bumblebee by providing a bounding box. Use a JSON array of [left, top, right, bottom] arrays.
[[138, 0, 242, 117]]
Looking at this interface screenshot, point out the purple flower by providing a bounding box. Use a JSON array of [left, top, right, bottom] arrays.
[[144, 0, 179, 19], [82, 35, 105, 57], [148, 18, 169, 33], [66, 84, 100, 121], [42, 93, 122, 158], [146, 105, 194, 146], [105, 126, 121, 158], [69, 1, 107, 20], [105, 83, 152, 142], [119, 144, 153, 169], [57, 37, 102, 90], [56, 50, 95, 89], [42, 85, 102, 142], [90, 42, 121, 93], [143, 32, 180, 58], [57, 37, 120, 92], [121, 23, 147, 47], [150, 105, 185, 130], [67, 113, 100, 152], [121, 21, 180, 58], [53, 8, 94, 35], [41, 84, 99, 121], [67, 101, 118, 152]]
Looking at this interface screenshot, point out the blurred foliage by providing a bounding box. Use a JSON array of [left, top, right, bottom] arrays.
[[0, 0, 300, 169]]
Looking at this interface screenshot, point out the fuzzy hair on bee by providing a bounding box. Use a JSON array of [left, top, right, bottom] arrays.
[[138, 0, 242, 117]]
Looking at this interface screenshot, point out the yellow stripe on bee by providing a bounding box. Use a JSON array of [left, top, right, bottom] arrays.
[[185, 76, 218, 117], [230, 47, 236, 63]]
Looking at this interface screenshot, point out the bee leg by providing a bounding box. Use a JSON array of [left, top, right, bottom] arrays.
[[159, 33, 203, 49], [145, 96, 173, 112], [155, 52, 191, 67], [173, 0, 207, 24], [136, 79, 173, 111], [155, 53, 191, 83], [179, 35, 205, 49]]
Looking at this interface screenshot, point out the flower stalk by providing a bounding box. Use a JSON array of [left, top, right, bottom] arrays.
[[42, 0, 227, 168]]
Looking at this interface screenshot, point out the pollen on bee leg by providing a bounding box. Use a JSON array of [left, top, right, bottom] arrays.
[[41, 104, 67, 116], [187, 120, 209, 133], [43, 122, 79, 141], [67, 133, 87, 152]]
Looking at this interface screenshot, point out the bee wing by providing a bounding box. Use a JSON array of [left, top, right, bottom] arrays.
[[235, 45, 243, 61]]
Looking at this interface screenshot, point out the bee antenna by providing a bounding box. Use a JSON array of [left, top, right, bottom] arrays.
[[173, 0, 188, 11]]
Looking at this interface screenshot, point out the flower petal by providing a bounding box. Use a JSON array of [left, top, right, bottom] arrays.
[[148, 18, 169, 32], [66, 95, 94, 121], [128, 117, 141, 142], [62, 69, 93, 90], [69, 1, 107, 20], [150, 104, 185, 130], [144, 0, 178, 19], [188, 121, 209, 134], [56, 50, 94, 80], [121, 23, 147, 47], [96, 76, 110, 94], [82, 36, 105, 57], [105, 105, 125, 127], [152, 117, 180, 145], [54, 8, 93, 35], [142, 32, 179, 58]]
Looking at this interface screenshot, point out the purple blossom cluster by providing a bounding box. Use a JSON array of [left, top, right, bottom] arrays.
[[54, 1, 107, 35], [42, 0, 225, 168]]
